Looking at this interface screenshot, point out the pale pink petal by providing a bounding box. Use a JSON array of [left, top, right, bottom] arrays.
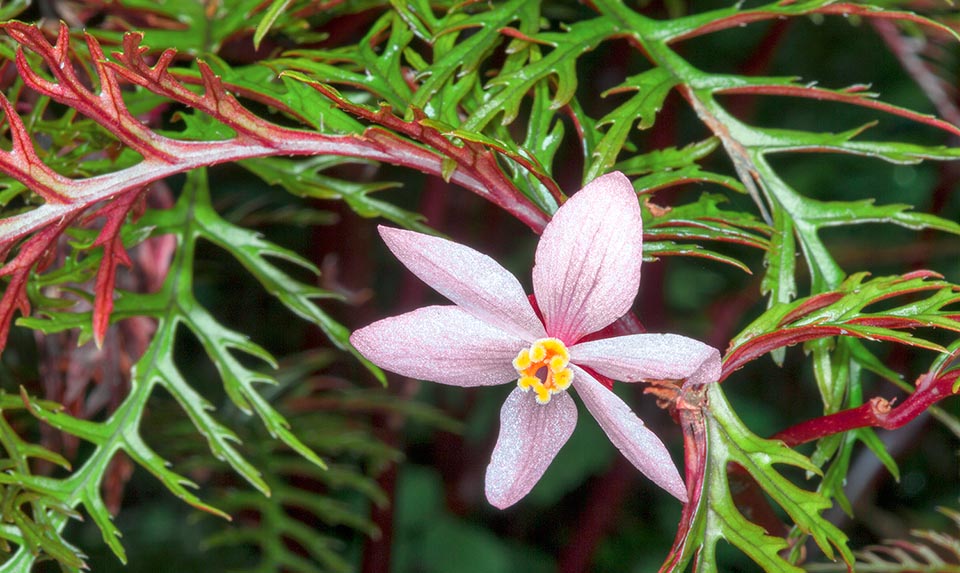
[[572, 366, 687, 501], [570, 334, 721, 386], [485, 388, 577, 509], [532, 171, 643, 344], [350, 306, 526, 387], [379, 226, 545, 341]]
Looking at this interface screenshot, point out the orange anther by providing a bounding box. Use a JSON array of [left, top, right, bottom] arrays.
[[513, 338, 574, 404]]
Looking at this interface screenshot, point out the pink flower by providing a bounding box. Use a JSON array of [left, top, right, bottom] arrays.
[[350, 172, 721, 509]]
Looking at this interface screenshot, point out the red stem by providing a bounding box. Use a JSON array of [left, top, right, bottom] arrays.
[[772, 369, 960, 447], [659, 383, 709, 573]]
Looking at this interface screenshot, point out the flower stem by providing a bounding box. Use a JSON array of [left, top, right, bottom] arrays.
[[772, 370, 959, 447]]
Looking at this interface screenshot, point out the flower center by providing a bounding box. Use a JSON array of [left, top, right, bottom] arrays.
[[513, 338, 574, 405]]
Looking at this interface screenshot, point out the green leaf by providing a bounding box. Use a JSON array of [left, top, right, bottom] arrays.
[[0, 0, 29, 20], [408, 0, 533, 116], [184, 177, 384, 384], [698, 384, 854, 571], [91, 0, 266, 54], [642, 192, 769, 272], [240, 156, 427, 232], [253, 0, 293, 49], [277, 12, 415, 111], [587, 68, 677, 181], [185, 351, 452, 572], [168, 55, 366, 135], [463, 18, 617, 130], [806, 504, 960, 572], [727, 271, 960, 374], [616, 138, 745, 194]]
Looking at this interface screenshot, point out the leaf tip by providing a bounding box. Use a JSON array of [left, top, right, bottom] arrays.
[[18, 385, 37, 415]]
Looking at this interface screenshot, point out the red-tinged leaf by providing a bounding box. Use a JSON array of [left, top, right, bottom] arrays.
[[640, 193, 769, 272], [874, 18, 960, 130], [5, 23, 176, 162], [0, 217, 75, 349], [778, 292, 846, 326], [814, 4, 958, 39], [2, 20, 71, 71], [845, 315, 960, 331], [171, 66, 337, 131], [88, 190, 144, 347], [441, 125, 564, 205], [105, 32, 279, 145], [648, 220, 769, 250], [92, 232, 126, 348], [724, 273, 960, 379], [839, 324, 947, 350], [725, 324, 952, 380], [645, 242, 754, 274], [717, 83, 960, 139], [298, 78, 552, 230], [670, 3, 958, 43], [2, 21, 553, 251], [1, 3, 958, 571], [899, 269, 945, 282], [498, 26, 554, 46], [0, 93, 72, 203], [862, 281, 955, 306], [724, 326, 849, 379], [0, 22, 558, 338]]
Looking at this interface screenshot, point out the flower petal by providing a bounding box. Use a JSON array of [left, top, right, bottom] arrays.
[[570, 334, 721, 386], [572, 366, 687, 501], [485, 387, 577, 509], [350, 306, 526, 386], [379, 226, 545, 341], [532, 171, 643, 344]]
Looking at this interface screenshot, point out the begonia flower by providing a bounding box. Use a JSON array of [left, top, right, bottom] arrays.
[[350, 172, 721, 509]]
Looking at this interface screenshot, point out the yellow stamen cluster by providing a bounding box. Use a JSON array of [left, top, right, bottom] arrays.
[[513, 338, 574, 404]]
